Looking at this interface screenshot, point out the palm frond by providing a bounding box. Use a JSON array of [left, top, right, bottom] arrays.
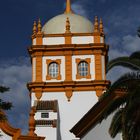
[[0, 100, 12, 110], [98, 72, 140, 123], [99, 90, 110, 101], [109, 72, 140, 93], [106, 57, 140, 73], [99, 96, 126, 123], [124, 100, 140, 129], [109, 109, 123, 138], [130, 51, 140, 60], [128, 113, 140, 140]]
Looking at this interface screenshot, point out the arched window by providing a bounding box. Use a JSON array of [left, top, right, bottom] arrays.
[[78, 61, 88, 77], [48, 62, 59, 78]]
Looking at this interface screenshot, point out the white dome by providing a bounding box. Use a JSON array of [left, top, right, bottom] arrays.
[[42, 13, 93, 34]]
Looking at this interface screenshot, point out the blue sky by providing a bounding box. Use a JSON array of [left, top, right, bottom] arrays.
[[0, 0, 140, 139]]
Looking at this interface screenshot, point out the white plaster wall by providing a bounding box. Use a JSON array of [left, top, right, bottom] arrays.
[[72, 55, 95, 81], [35, 112, 57, 120], [72, 36, 94, 44], [31, 92, 35, 106], [43, 37, 65, 45], [101, 56, 105, 80], [32, 38, 36, 45], [42, 56, 65, 82], [100, 36, 104, 43], [35, 127, 57, 140], [0, 129, 12, 140], [82, 126, 97, 140], [31, 91, 98, 140], [32, 57, 36, 82], [82, 115, 121, 140]]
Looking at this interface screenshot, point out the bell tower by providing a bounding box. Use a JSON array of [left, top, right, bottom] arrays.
[[27, 0, 110, 140]]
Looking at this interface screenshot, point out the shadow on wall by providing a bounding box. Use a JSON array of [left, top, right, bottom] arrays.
[[57, 102, 62, 140]]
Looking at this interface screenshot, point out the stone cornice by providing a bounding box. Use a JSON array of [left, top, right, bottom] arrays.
[[27, 80, 110, 92], [28, 44, 109, 56]]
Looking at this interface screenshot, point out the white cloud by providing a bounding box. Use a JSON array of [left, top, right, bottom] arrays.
[[122, 35, 140, 53], [72, 2, 88, 17], [107, 67, 131, 83], [108, 35, 140, 60], [107, 34, 140, 83], [0, 57, 31, 134]]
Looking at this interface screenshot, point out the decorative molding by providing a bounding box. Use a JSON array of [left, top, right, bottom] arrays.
[[28, 44, 109, 58], [27, 80, 110, 98], [36, 57, 42, 82], [32, 21, 37, 39], [18, 136, 45, 140], [65, 17, 71, 34], [95, 54, 102, 80], [35, 120, 57, 128], [65, 87, 73, 101], [28, 107, 37, 136], [42, 32, 103, 37], [0, 111, 21, 140], [93, 16, 99, 33], [35, 90, 42, 100], [32, 57, 36, 82], [65, 54, 72, 81], [65, 34, 72, 44]]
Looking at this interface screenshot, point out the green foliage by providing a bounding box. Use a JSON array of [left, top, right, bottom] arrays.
[[130, 51, 140, 60], [138, 27, 140, 37], [109, 109, 123, 138], [0, 86, 9, 93], [0, 99, 12, 110], [0, 86, 12, 121], [99, 50, 140, 140], [106, 57, 140, 73]]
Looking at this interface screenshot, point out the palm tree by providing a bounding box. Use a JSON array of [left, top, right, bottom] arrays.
[[138, 27, 140, 37], [0, 86, 12, 121], [98, 51, 140, 140]]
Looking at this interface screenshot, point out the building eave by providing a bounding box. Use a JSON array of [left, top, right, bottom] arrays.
[[70, 89, 126, 138]]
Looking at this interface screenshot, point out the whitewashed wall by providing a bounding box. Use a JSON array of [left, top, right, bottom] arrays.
[[101, 55, 105, 80], [72, 36, 94, 44], [35, 127, 57, 140], [32, 91, 98, 140], [32, 38, 36, 45], [0, 129, 12, 140], [33, 36, 95, 45], [43, 37, 65, 45]]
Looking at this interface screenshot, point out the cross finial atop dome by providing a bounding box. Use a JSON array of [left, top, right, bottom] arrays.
[[65, 0, 73, 13]]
